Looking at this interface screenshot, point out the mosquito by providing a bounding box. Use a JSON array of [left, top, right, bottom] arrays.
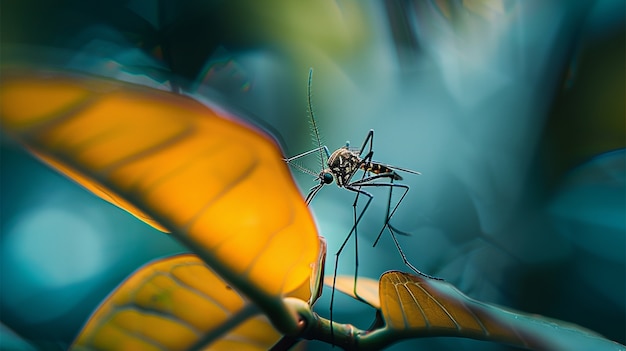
[[284, 69, 442, 334]]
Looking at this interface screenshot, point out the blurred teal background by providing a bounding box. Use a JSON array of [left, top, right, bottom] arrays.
[[1, 1, 624, 350]]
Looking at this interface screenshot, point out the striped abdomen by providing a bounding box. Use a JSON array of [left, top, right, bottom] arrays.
[[361, 162, 402, 180]]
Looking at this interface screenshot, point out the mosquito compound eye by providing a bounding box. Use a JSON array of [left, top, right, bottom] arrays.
[[323, 172, 333, 184]]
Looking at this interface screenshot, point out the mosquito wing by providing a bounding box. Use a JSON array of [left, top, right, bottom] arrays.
[[386, 164, 421, 175], [361, 161, 421, 180]]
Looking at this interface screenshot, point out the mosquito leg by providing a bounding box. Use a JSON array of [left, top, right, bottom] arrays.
[[351, 174, 413, 245], [349, 172, 400, 231], [357, 133, 375, 182], [329, 185, 374, 331], [329, 214, 355, 343], [305, 183, 324, 205], [285, 145, 331, 204], [357, 129, 374, 158], [353, 132, 375, 196], [350, 149, 375, 217], [383, 183, 414, 237], [283, 145, 329, 163], [352, 189, 360, 303], [329, 187, 372, 342], [387, 224, 444, 280], [331, 146, 376, 325], [384, 176, 395, 236], [344, 186, 374, 304], [356, 149, 375, 190], [351, 181, 444, 280], [372, 182, 410, 247], [349, 180, 408, 246], [351, 179, 411, 245]]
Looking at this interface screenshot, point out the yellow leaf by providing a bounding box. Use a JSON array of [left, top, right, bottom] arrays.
[[281, 236, 327, 307], [309, 237, 327, 306], [0, 69, 320, 331], [71, 254, 282, 351], [324, 275, 380, 309], [377, 271, 624, 350], [380, 271, 494, 336]]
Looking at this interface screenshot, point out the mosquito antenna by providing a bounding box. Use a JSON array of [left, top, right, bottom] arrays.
[[307, 68, 326, 172], [289, 159, 319, 177]]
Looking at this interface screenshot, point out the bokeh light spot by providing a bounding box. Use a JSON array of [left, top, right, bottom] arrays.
[[5, 207, 105, 288]]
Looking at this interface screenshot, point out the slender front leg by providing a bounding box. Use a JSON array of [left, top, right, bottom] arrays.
[[329, 186, 374, 341], [283, 145, 330, 163], [357, 129, 374, 158]]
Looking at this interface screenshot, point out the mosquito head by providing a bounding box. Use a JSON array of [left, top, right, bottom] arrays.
[[320, 169, 334, 185]]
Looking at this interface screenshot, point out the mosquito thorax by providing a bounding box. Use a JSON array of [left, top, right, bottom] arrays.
[[327, 147, 362, 187]]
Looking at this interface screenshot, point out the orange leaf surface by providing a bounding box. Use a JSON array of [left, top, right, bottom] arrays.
[[324, 275, 380, 309], [376, 271, 623, 350], [71, 254, 287, 351], [0, 69, 319, 329]]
